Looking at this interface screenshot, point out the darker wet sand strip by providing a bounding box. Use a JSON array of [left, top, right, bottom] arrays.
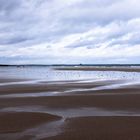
[[1, 92, 140, 111], [0, 112, 61, 133], [54, 66, 140, 72], [43, 116, 140, 140], [0, 78, 29, 83]]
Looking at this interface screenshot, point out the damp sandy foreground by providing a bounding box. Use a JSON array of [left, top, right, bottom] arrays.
[[0, 66, 140, 140]]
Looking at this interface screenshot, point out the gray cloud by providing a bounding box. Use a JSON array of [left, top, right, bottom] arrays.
[[0, 0, 140, 64]]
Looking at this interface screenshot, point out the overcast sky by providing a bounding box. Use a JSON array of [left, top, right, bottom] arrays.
[[0, 0, 140, 64]]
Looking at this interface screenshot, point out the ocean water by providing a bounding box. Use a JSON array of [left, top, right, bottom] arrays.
[[0, 66, 140, 81]]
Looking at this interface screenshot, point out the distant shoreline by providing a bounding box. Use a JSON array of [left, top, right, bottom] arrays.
[[1, 64, 140, 72], [0, 64, 140, 67]]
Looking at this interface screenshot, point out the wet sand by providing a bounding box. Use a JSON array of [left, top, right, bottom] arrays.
[[54, 66, 140, 72], [44, 117, 140, 140], [0, 79, 124, 94], [0, 112, 61, 133], [0, 67, 140, 140], [0, 78, 29, 83]]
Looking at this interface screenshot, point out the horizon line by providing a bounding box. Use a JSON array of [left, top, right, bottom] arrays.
[[0, 64, 140, 66]]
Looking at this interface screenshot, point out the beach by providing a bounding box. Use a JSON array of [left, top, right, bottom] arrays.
[[0, 66, 140, 140]]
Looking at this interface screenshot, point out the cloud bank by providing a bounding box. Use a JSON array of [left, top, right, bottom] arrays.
[[0, 0, 140, 64]]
